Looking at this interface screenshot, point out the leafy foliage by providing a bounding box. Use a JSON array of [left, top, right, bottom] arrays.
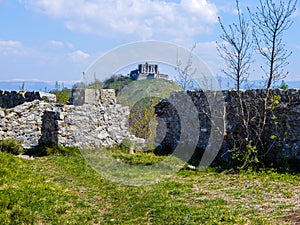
[[119, 138, 135, 153], [102, 75, 133, 95], [0, 138, 23, 155], [129, 97, 160, 139], [54, 88, 71, 104], [117, 79, 182, 106], [50, 81, 72, 104]]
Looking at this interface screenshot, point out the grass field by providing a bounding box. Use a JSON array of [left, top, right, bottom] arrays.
[[0, 148, 299, 224]]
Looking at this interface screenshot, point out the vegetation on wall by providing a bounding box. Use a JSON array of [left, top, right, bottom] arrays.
[[216, 0, 297, 170]]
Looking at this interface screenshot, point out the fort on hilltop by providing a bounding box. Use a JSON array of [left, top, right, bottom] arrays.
[[129, 62, 169, 80]]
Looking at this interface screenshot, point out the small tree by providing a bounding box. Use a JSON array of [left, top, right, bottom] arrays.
[[216, 0, 297, 170], [217, 0, 253, 92], [248, 0, 297, 89], [129, 97, 160, 139], [19, 82, 25, 92], [51, 81, 71, 104]]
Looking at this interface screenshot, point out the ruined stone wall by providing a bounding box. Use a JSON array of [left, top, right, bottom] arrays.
[[0, 89, 143, 149], [0, 100, 54, 148], [38, 103, 143, 148], [0, 90, 56, 108], [2, 88, 300, 165], [155, 89, 300, 165]]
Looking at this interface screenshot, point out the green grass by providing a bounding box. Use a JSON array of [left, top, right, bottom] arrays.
[[117, 78, 183, 106], [0, 148, 299, 224]]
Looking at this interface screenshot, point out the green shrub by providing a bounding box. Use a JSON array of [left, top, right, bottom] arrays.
[[0, 139, 24, 155], [143, 142, 157, 153], [25, 144, 80, 157], [119, 139, 135, 153], [129, 97, 160, 139], [54, 88, 72, 104]]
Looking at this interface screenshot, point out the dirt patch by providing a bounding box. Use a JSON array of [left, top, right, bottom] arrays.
[[284, 210, 300, 224]]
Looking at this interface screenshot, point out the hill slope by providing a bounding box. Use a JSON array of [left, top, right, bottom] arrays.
[[117, 78, 183, 106]]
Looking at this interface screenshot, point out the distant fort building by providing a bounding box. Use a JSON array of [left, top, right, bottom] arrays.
[[130, 62, 169, 80]]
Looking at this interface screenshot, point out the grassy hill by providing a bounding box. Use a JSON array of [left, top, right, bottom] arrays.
[[117, 78, 183, 106]]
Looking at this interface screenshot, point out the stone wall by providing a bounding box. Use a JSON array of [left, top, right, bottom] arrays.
[[0, 89, 143, 149], [39, 103, 144, 148], [0, 100, 54, 147], [1, 87, 300, 166], [0, 90, 56, 109], [155, 89, 300, 166]]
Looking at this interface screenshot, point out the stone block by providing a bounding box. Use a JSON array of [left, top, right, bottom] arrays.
[[100, 89, 116, 105]]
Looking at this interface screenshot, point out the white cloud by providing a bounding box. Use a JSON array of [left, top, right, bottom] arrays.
[[68, 50, 90, 62], [20, 0, 219, 40], [66, 42, 74, 50], [0, 40, 22, 47], [0, 39, 27, 56], [49, 40, 75, 50], [181, 0, 217, 22], [49, 40, 64, 47]]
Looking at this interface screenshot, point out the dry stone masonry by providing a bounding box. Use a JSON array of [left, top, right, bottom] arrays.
[[0, 100, 53, 148], [1, 88, 300, 167], [0, 89, 144, 149], [155, 89, 300, 166], [0, 90, 56, 108]]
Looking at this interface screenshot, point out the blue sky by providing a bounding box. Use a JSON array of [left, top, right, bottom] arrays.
[[0, 0, 299, 83]]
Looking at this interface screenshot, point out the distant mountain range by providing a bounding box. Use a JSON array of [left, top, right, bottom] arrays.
[[219, 78, 300, 90], [0, 78, 299, 92], [0, 80, 78, 92]]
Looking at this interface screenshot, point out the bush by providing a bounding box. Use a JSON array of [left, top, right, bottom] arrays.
[[119, 139, 135, 153], [129, 97, 160, 139], [25, 144, 80, 157], [0, 139, 24, 155], [50, 88, 72, 104], [143, 142, 157, 153]]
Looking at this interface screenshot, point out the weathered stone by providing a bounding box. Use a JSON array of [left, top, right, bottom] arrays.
[[0, 109, 5, 118], [39, 92, 56, 103], [100, 89, 116, 105], [17, 155, 34, 160], [155, 89, 300, 165], [0, 90, 44, 108], [0, 89, 144, 149]]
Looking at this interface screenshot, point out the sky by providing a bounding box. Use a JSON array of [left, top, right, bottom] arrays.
[[0, 0, 300, 84]]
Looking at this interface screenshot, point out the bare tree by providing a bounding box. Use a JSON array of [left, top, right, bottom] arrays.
[[217, 0, 253, 92], [216, 0, 298, 169], [248, 0, 297, 89], [175, 43, 198, 90]]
